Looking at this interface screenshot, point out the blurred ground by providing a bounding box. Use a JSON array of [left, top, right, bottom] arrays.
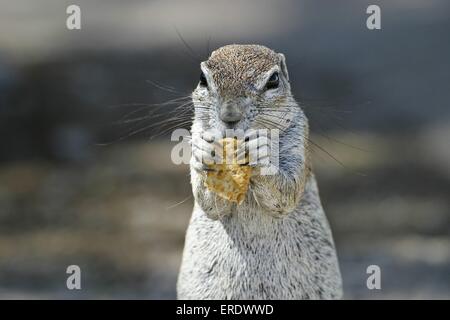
[[0, 127, 449, 299]]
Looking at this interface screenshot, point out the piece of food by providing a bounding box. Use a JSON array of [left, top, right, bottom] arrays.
[[205, 138, 252, 204]]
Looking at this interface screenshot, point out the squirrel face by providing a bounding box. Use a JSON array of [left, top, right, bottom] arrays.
[[192, 44, 298, 133]]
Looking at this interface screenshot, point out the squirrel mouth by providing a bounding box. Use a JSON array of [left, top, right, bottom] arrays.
[[223, 120, 241, 129]]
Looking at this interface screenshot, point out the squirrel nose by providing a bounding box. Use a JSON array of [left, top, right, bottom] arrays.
[[219, 103, 243, 124]]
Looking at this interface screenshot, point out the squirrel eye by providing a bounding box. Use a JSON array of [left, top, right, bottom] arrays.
[[199, 72, 208, 88], [265, 72, 279, 90]]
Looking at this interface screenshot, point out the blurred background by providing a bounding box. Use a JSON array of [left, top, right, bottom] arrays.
[[0, 0, 449, 299]]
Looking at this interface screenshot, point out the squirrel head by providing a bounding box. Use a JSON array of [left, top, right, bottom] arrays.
[[192, 44, 300, 134]]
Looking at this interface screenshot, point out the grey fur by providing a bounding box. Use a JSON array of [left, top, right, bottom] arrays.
[[177, 44, 343, 299]]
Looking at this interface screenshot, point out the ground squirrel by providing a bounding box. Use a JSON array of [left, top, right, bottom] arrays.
[[177, 44, 343, 299]]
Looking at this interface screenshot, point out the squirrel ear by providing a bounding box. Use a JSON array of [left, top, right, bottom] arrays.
[[278, 53, 289, 81]]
